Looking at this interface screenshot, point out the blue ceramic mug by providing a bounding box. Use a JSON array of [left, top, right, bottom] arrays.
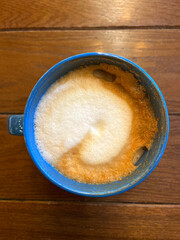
[[8, 53, 169, 197]]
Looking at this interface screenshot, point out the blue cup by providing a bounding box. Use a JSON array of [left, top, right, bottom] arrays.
[[8, 53, 169, 197]]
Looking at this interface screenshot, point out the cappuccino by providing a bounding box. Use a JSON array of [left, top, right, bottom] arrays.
[[34, 64, 158, 184]]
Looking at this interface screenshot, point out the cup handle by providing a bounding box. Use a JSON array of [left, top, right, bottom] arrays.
[[8, 114, 24, 136]]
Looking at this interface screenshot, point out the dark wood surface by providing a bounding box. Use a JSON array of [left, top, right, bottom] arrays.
[[1, 202, 180, 240], [0, 0, 180, 29], [0, 30, 180, 114], [0, 0, 180, 239]]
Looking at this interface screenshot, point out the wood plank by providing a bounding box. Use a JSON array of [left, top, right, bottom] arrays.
[[0, 0, 179, 29], [0, 30, 179, 114], [0, 201, 179, 240], [0, 115, 179, 203]]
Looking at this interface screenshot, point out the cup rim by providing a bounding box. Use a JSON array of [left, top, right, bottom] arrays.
[[24, 52, 169, 197]]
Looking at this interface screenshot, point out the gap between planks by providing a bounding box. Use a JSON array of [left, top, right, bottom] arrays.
[[0, 199, 179, 206], [0, 25, 180, 32]]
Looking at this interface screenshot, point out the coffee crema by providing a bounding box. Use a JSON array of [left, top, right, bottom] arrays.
[[34, 64, 158, 184]]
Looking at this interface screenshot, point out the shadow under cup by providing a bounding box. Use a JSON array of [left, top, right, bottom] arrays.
[[24, 53, 169, 197]]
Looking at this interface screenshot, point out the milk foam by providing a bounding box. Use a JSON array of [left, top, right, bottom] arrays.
[[34, 68, 133, 166]]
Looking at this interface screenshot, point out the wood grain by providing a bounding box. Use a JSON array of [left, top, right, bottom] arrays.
[[1, 1, 179, 238], [0, 201, 179, 240], [0, 30, 179, 114], [0, 0, 180, 29], [0, 115, 179, 203]]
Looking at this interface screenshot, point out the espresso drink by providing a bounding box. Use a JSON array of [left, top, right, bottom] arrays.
[[34, 64, 158, 184]]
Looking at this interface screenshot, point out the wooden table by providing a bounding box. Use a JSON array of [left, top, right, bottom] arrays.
[[0, 1, 180, 239]]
